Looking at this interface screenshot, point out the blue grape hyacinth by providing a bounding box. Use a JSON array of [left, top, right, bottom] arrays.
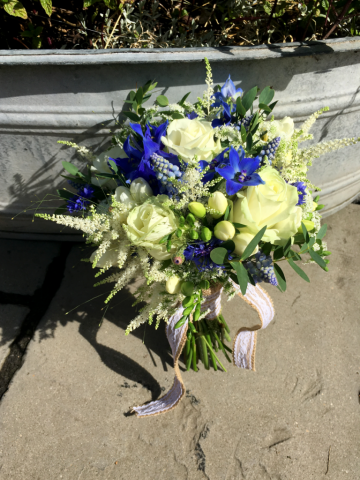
[[244, 251, 278, 286], [236, 115, 253, 132], [258, 137, 281, 164], [150, 152, 183, 196]]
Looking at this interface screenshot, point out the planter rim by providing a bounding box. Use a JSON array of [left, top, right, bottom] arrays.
[[1, 36, 359, 65]]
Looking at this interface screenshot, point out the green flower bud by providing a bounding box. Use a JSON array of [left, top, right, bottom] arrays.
[[214, 220, 235, 241], [165, 276, 182, 294], [188, 202, 206, 218], [322, 251, 331, 256], [199, 279, 210, 290], [189, 229, 199, 240], [182, 295, 194, 308], [181, 281, 194, 296], [316, 204, 325, 211], [179, 215, 185, 227], [298, 220, 315, 233], [201, 227, 212, 242], [208, 192, 228, 219], [186, 213, 195, 226]]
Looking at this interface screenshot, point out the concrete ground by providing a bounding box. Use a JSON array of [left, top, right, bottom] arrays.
[[0, 204, 359, 480]]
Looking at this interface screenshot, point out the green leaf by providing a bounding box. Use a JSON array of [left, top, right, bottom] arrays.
[[287, 250, 301, 261], [246, 133, 253, 152], [62, 161, 79, 176], [309, 249, 327, 269], [233, 223, 246, 229], [83, 0, 99, 7], [142, 80, 155, 94], [210, 247, 228, 265], [242, 86, 258, 112], [258, 103, 272, 113], [241, 225, 267, 260], [250, 112, 259, 133], [293, 233, 305, 244], [261, 242, 272, 256], [240, 124, 247, 144], [40, 0, 52, 16], [224, 205, 230, 220], [57, 189, 74, 201], [156, 95, 169, 107], [301, 221, 310, 243], [299, 243, 309, 254], [108, 159, 118, 174], [236, 98, 246, 116], [230, 261, 249, 296], [134, 87, 143, 105], [273, 246, 284, 261], [221, 239, 235, 253], [259, 86, 275, 105], [129, 90, 136, 101], [53, 204, 68, 215], [287, 258, 310, 283], [274, 264, 287, 292], [123, 111, 141, 122], [178, 92, 191, 106], [171, 112, 184, 119], [317, 223, 327, 240], [4, 0, 28, 18], [268, 101, 278, 111], [283, 237, 292, 257]]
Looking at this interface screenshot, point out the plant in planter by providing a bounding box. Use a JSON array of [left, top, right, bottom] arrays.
[[33, 60, 358, 416]]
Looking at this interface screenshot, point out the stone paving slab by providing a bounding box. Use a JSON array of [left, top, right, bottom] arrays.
[[0, 205, 359, 480], [0, 239, 61, 295], [0, 305, 29, 368]]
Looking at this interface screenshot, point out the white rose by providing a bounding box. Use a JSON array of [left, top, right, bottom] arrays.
[[126, 196, 179, 260], [91, 146, 126, 189], [130, 178, 153, 203], [114, 186, 137, 224], [233, 232, 259, 256], [232, 166, 302, 252], [161, 118, 222, 162], [262, 116, 294, 141]]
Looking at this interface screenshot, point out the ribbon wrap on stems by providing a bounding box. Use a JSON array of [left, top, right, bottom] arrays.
[[133, 282, 274, 417]]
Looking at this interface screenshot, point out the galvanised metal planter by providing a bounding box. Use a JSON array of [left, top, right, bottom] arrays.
[[1, 37, 359, 239]]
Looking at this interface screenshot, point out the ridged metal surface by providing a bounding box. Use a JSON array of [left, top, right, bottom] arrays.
[[1, 37, 359, 239]]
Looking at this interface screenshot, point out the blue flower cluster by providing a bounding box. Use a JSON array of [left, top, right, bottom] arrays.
[[292, 181, 307, 205], [244, 251, 278, 286], [258, 137, 281, 165], [67, 184, 95, 214], [184, 239, 223, 272]]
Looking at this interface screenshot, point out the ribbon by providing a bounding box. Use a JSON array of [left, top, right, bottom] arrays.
[[133, 282, 274, 417]]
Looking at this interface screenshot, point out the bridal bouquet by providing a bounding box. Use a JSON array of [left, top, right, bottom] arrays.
[[37, 60, 358, 416]]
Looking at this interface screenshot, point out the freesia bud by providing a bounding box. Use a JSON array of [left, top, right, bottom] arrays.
[[130, 177, 153, 203], [181, 281, 194, 296], [208, 192, 228, 219], [201, 227, 212, 242], [188, 202, 206, 218], [166, 276, 182, 294], [214, 221, 235, 241], [312, 202, 318, 212]]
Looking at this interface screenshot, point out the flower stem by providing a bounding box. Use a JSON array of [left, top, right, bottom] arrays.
[[203, 337, 227, 372]]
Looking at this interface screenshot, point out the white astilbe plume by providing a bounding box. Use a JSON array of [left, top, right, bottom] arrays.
[[299, 137, 360, 161], [57, 140, 96, 162], [296, 107, 329, 141]]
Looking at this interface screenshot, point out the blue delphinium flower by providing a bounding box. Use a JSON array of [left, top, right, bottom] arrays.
[[212, 100, 234, 128], [183, 239, 223, 272], [198, 148, 229, 183], [67, 184, 95, 214], [292, 181, 307, 205], [187, 111, 199, 120], [244, 251, 278, 286], [212, 75, 243, 105], [215, 146, 265, 195]]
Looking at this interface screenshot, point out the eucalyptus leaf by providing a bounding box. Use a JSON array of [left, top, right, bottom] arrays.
[[224, 205, 230, 220], [309, 249, 327, 269], [62, 161, 79, 176], [258, 103, 272, 113], [236, 98, 246, 116], [301, 221, 310, 243], [241, 225, 267, 260], [246, 133, 253, 152], [287, 258, 310, 282], [221, 239, 235, 253], [230, 261, 249, 296], [273, 246, 284, 261], [274, 264, 287, 292], [317, 223, 327, 240], [156, 95, 169, 107], [171, 112, 185, 119], [240, 124, 247, 143], [283, 238, 292, 257], [123, 111, 141, 122], [259, 86, 275, 105], [210, 247, 228, 265], [233, 223, 246, 229], [242, 86, 258, 112], [178, 92, 191, 106], [299, 243, 309, 254]]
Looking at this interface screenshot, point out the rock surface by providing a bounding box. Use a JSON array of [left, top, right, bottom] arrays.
[[0, 205, 359, 479]]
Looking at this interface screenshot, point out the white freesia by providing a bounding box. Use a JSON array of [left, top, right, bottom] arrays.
[[126, 196, 179, 260], [232, 166, 302, 253], [166, 276, 182, 294], [130, 177, 153, 203], [91, 146, 126, 189], [161, 118, 222, 162]]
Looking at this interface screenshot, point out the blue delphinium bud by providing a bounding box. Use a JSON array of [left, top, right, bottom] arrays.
[[244, 251, 278, 286], [258, 137, 280, 165]]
